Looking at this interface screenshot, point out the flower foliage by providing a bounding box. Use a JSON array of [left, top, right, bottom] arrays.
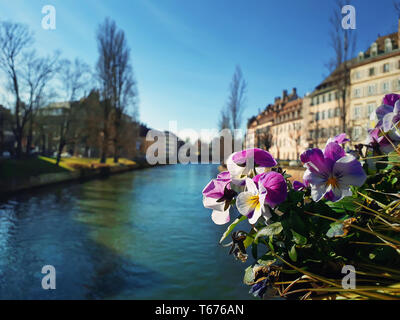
[[202, 94, 400, 300]]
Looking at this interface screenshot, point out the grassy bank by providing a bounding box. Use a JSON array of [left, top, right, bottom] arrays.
[[0, 156, 136, 180]]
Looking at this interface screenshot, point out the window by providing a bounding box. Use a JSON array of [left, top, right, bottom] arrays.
[[367, 103, 376, 116], [353, 127, 362, 139], [382, 81, 390, 93], [328, 109, 333, 118], [369, 67, 375, 76], [321, 111, 326, 120], [335, 107, 340, 117], [383, 63, 390, 73], [354, 88, 361, 98], [368, 85, 375, 96], [354, 106, 361, 119], [328, 93, 332, 101], [322, 95, 325, 103]]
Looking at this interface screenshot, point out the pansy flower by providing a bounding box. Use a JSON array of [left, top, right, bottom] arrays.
[[227, 148, 277, 186], [236, 172, 287, 224], [374, 93, 400, 128], [202, 172, 235, 225], [327, 133, 349, 145], [300, 142, 367, 202], [293, 180, 307, 191]]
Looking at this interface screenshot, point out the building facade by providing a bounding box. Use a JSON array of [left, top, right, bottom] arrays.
[[349, 29, 400, 144], [246, 88, 306, 161]]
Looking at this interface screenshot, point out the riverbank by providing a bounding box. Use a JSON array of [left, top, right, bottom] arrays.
[[0, 156, 155, 197]]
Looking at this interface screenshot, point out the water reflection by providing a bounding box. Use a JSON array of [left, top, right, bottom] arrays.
[[0, 165, 251, 299]]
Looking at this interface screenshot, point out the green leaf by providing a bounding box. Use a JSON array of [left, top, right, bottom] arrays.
[[326, 197, 357, 214], [243, 266, 255, 285], [255, 222, 283, 240], [219, 215, 247, 244], [289, 244, 297, 262], [257, 255, 276, 266], [244, 228, 256, 248], [326, 223, 345, 238], [291, 229, 307, 245]]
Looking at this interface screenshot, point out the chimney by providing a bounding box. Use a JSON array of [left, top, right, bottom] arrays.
[[292, 88, 297, 95], [283, 90, 288, 98]]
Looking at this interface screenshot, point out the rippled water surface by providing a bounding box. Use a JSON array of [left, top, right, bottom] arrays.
[[0, 164, 252, 299]]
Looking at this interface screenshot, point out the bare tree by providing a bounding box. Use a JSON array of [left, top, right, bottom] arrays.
[[55, 58, 91, 165], [394, 1, 400, 18], [258, 127, 273, 151], [22, 50, 60, 155], [0, 21, 33, 158], [328, 0, 357, 135], [218, 106, 230, 130], [227, 65, 247, 134], [96, 18, 138, 164]]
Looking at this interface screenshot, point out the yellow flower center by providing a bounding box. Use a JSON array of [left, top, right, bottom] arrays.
[[326, 176, 339, 189], [247, 195, 261, 211]]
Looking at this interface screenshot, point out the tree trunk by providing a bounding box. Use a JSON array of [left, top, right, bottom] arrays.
[[56, 140, 65, 166]]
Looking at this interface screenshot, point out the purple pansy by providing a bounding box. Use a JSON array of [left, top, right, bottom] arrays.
[[227, 148, 277, 185], [202, 172, 233, 225], [365, 127, 395, 154], [236, 172, 287, 224], [383, 93, 400, 107], [253, 172, 288, 208], [375, 94, 400, 129], [293, 180, 307, 191], [327, 133, 350, 145], [300, 142, 367, 202]]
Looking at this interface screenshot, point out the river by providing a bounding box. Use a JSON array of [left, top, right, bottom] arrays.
[[0, 164, 252, 299]]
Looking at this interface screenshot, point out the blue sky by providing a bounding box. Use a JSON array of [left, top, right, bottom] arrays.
[[0, 0, 399, 141]]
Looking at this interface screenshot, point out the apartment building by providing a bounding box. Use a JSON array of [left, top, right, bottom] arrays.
[[306, 69, 344, 149], [246, 88, 305, 161], [349, 28, 400, 144]]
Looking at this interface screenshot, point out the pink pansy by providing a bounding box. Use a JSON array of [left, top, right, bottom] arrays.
[[300, 142, 367, 202], [227, 148, 277, 186], [236, 172, 287, 224], [327, 133, 349, 145], [202, 172, 233, 225]]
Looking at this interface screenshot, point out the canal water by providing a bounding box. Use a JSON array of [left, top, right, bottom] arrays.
[[0, 164, 252, 299]]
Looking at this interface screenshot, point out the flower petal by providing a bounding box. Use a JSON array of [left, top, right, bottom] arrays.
[[202, 179, 227, 199], [211, 209, 230, 225], [376, 104, 394, 121], [310, 183, 328, 202], [293, 180, 306, 191], [333, 155, 367, 188], [236, 191, 258, 217], [232, 148, 277, 168], [301, 148, 331, 174], [248, 206, 262, 225], [245, 178, 258, 195], [383, 93, 400, 107], [257, 172, 287, 208], [324, 142, 346, 164], [203, 196, 225, 211]]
